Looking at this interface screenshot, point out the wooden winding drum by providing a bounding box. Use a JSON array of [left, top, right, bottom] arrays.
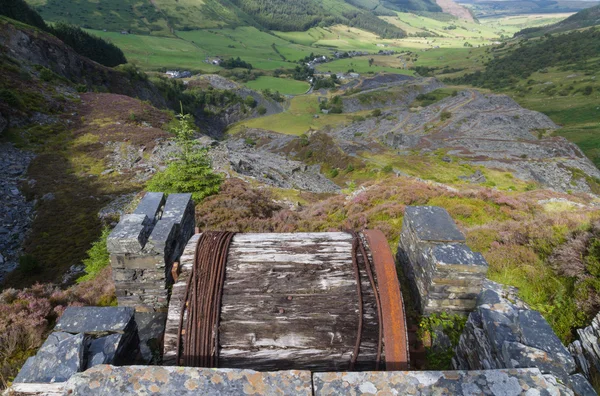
[[163, 231, 409, 371]]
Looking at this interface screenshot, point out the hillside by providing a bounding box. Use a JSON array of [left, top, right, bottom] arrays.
[[24, 0, 415, 37], [516, 4, 600, 36]]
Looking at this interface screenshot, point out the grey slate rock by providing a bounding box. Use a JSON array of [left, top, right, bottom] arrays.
[[86, 334, 123, 369], [404, 206, 466, 242], [133, 192, 165, 223], [569, 373, 598, 396], [14, 333, 86, 383], [313, 369, 559, 395], [107, 214, 153, 254], [161, 193, 193, 223], [480, 308, 519, 354], [135, 311, 167, 364], [55, 307, 135, 335], [431, 243, 488, 267], [519, 310, 576, 374], [65, 365, 313, 395], [502, 341, 570, 382]]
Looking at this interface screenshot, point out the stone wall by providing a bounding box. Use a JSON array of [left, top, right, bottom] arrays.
[[9, 365, 572, 395], [454, 280, 596, 396], [107, 192, 195, 312], [397, 206, 488, 315]]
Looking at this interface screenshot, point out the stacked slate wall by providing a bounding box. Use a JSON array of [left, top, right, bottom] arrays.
[[397, 206, 488, 315], [454, 280, 596, 396], [107, 192, 195, 312]]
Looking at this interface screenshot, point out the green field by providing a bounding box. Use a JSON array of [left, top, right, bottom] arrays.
[[176, 27, 314, 70], [316, 57, 415, 75], [85, 29, 219, 71], [244, 77, 310, 95]]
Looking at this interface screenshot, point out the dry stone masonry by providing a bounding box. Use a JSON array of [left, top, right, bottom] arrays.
[[107, 192, 195, 312], [397, 206, 488, 315]]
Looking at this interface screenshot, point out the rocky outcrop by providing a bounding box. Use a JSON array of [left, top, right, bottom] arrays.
[[569, 312, 600, 382], [0, 143, 35, 280], [0, 22, 166, 108], [0, 112, 7, 135], [454, 280, 596, 395]]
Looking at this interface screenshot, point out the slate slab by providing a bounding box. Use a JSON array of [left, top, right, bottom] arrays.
[[86, 334, 123, 369], [55, 307, 135, 335], [133, 192, 165, 223], [14, 333, 86, 384], [161, 193, 193, 223], [135, 311, 167, 364], [502, 341, 570, 382], [65, 366, 313, 395], [404, 206, 466, 242], [569, 373, 598, 396], [313, 369, 557, 395], [519, 310, 576, 374], [431, 244, 488, 269], [107, 214, 153, 254]]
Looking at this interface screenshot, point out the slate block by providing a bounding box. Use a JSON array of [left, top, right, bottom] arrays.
[[569, 373, 597, 396], [404, 206, 466, 242], [135, 311, 167, 364], [313, 369, 557, 395], [55, 307, 135, 335], [86, 334, 123, 369], [65, 366, 313, 395], [519, 310, 576, 374], [146, 218, 178, 254], [133, 192, 165, 223], [162, 193, 193, 224], [107, 214, 153, 254], [14, 333, 86, 384], [431, 244, 488, 269], [502, 341, 570, 382], [480, 308, 518, 354]]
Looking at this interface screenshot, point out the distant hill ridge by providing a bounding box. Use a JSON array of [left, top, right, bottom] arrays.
[[23, 0, 445, 38], [516, 4, 600, 36]]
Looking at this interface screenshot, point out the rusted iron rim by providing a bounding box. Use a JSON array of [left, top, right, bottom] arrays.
[[364, 230, 410, 370]]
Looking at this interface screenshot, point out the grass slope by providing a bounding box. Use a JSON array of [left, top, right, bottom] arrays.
[[244, 77, 310, 95]]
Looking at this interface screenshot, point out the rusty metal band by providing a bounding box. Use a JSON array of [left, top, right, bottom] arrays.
[[176, 231, 236, 367], [363, 229, 410, 370]]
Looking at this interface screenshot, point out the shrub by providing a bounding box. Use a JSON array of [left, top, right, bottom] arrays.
[[146, 107, 222, 202], [371, 109, 382, 117], [257, 106, 267, 115], [77, 228, 110, 283], [244, 96, 257, 108], [0, 89, 23, 109], [39, 68, 54, 82], [440, 111, 452, 121], [583, 85, 593, 96]]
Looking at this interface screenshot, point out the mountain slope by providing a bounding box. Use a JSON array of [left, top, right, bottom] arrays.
[[23, 0, 443, 37], [517, 4, 600, 36]]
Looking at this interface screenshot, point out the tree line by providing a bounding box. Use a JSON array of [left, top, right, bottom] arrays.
[[0, 0, 127, 67], [228, 0, 405, 38], [449, 29, 600, 89]]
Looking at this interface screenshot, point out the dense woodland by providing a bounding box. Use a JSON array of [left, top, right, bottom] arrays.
[[449, 28, 600, 89], [0, 0, 126, 67]]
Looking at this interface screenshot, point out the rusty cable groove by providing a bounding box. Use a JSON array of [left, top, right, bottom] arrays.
[[177, 231, 236, 367], [347, 230, 384, 370]]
